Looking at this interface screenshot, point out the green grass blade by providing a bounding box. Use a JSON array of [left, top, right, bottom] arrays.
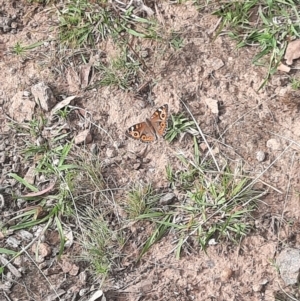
[[8, 173, 38, 192], [0, 248, 18, 256]]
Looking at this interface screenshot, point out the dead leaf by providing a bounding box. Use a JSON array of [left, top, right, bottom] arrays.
[[74, 129, 92, 144], [22, 181, 56, 197], [284, 39, 300, 65], [51, 96, 77, 115], [277, 63, 291, 73], [80, 65, 91, 89], [80, 54, 99, 88], [33, 205, 45, 220], [66, 68, 81, 93]]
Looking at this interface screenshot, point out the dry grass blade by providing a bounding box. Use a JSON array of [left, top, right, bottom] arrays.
[[180, 99, 220, 172]]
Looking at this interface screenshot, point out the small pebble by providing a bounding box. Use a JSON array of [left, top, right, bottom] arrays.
[[221, 268, 234, 281], [10, 22, 17, 29], [256, 151, 266, 162]]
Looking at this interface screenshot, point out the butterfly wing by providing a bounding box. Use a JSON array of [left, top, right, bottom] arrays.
[[125, 121, 157, 143], [149, 104, 168, 137]]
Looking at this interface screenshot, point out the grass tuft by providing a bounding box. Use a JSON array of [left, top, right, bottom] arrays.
[[133, 138, 264, 258], [165, 113, 197, 143], [77, 207, 123, 277]]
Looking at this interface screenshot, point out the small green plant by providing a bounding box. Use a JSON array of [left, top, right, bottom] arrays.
[[56, 106, 71, 119], [6, 113, 79, 258], [58, 0, 161, 48], [165, 113, 197, 142], [95, 49, 141, 89], [28, 116, 47, 137], [169, 32, 184, 50], [13, 41, 43, 56], [291, 77, 300, 90]]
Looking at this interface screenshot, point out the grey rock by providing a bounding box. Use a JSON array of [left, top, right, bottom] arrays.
[[2, 25, 10, 32], [6, 236, 21, 248], [0, 194, 4, 208], [0, 17, 12, 27], [10, 21, 17, 29], [17, 230, 33, 241], [159, 193, 177, 205], [277, 248, 300, 285], [133, 162, 141, 170], [23, 91, 31, 97], [106, 147, 117, 158], [90, 143, 98, 155], [31, 82, 56, 111]]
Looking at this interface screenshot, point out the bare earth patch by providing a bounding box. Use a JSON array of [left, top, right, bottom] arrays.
[[1, 1, 300, 301]]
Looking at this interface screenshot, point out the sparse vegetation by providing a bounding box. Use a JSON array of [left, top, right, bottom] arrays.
[[133, 138, 263, 258], [95, 47, 142, 89], [213, 0, 300, 86], [1, 0, 299, 299], [78, 207, 123, 276], [3, 118, 79, 259]]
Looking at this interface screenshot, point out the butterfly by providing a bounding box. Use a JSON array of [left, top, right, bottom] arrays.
[[125, 104, 169, 143]]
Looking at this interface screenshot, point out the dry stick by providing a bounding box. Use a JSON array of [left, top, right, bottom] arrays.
[[21, 248, 63, 301], [200, 133, 282, 193], [69, 105, 115, 143], [1, 220, 62, 301], [277, 280, 298, 301], [278, 151, 296, 241], [237, 142, 292, 207], [268, 130, 300, 148], [167, 142, 292, 256], [180, 99, 220, 172], [3, 292, 12, 301], [201, 103, 261, 163]]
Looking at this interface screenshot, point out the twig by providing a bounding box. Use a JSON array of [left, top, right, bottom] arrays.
[[180, 99, 220, 172]]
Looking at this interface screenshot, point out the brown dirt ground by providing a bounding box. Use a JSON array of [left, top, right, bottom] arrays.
[[1, 1, 300, 301]]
